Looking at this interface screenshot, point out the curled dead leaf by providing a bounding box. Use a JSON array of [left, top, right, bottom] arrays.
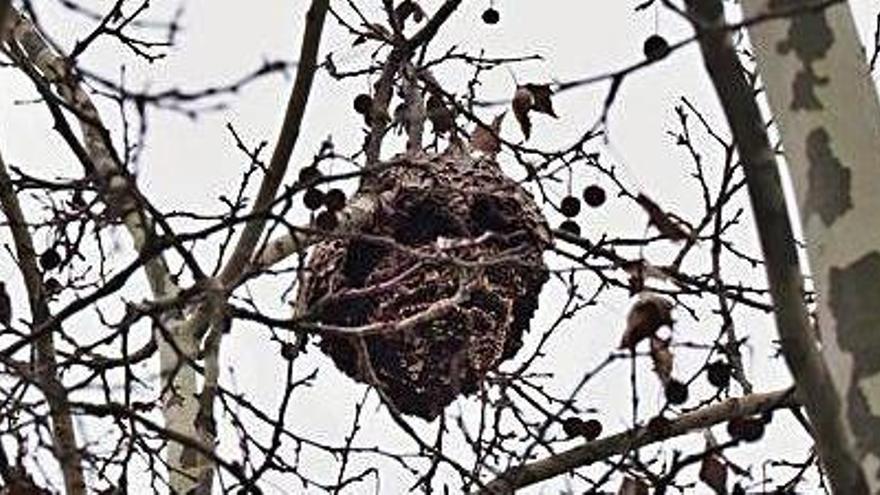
[[524, 83, 558, 117], [635, 193, 691, 241], [511, 83, 558, 140], [622, 260, 647, 295], [618, 477, 649, 495], [512, 86, 534, 139], [470, 112, 505, 155], [699, 453, 728, 494], [620, 294, 674, 349], [620, 259, 671, 295], [650, 336, 673, 384], [427, 94, 454, 134]]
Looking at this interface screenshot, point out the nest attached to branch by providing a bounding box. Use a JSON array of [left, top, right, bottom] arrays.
[[297, 151, 550, 420]]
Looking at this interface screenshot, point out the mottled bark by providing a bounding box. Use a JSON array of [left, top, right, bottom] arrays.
[[686, 0, 873, 492], [743, 0, 880, 490], [3, 9, 199, 492]]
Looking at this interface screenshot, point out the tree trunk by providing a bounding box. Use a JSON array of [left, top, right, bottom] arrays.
[[686, 0, 876, 491], [741, 0, 880, 491], [3, 9, 204, 493]]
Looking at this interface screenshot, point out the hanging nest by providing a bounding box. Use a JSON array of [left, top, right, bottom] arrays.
[[296, 151, 550, 420]]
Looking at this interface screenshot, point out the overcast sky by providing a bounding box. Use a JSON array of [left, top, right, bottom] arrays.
[[2, 1, 879, 493]]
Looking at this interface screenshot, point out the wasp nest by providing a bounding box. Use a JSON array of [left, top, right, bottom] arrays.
[[297, 151, 550, 420]]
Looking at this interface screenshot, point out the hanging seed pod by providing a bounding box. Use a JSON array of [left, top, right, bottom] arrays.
[[560, 195, 581, 217]]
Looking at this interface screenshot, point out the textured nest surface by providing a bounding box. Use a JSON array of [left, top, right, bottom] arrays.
[[298, 151, 550, 420]]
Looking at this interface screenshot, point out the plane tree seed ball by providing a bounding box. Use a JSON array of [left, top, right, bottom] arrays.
[[353, 94, 372, 114], [727, 416, 765, 442], [707, 360, 731, 388], [44, 278, 63, 296], [559, 220, 581, 237], [323, 188, 347, 212], [481, 7, 499, 25], [299, 166, 322, 184], [315, 210, 338, 231], [582, 419, 602, 441], [280, 342, 297, 361], [560, 195, 581, 217], [561, 417, 602, 440], [643, 34, 670, 61], [664, 379, 689, 405], [40, 248, 62, 271], [303, 188, 325, 210], [740, 418, 765, 442], [562, 417, 585, 437], [647, 415, 672, 436], [582, 184, 606, 207]]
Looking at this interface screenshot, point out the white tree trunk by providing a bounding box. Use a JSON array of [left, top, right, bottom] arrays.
[[3, 10, 206, 493], [743, 0, 880, 490]]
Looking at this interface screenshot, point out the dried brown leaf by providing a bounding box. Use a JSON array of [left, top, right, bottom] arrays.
[[427, 95, 454, 134], [636, 193, 691, 241], [621, 258, 672, 295], [699, 453, 728, 494], [470, 112, 505, 154], [620, 294, 674, 349], [627, 274, 645, 295], [621, 259, 647, 295], [650, 336, 673, 384], [524, 83, 558, 117], [512, 86, 534, 139], [619, 261, 645, 296], [618, 477, 649, 495], [442, 136, 468, 158], [426, 93, 443, 109]]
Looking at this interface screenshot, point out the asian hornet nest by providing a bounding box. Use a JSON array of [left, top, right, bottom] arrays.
[[296, 150, 549, 420]]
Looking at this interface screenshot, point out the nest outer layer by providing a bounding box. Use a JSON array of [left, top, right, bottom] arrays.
[[298, 152, 550, 420]]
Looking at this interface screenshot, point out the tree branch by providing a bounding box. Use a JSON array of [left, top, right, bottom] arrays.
[[3, 8, 206, 492], [364, 0, 463, 167], [684, 1, 870, 492], [0, 147, 86, 494], [477, 388, 797, 494], [218, 0, 329, 286]]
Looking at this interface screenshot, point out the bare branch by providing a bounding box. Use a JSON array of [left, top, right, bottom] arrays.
[[0, 147, 85, 494], [685, 0, 869, 491], [477, 389, 797, 494], [219, 0, 330, 286]]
